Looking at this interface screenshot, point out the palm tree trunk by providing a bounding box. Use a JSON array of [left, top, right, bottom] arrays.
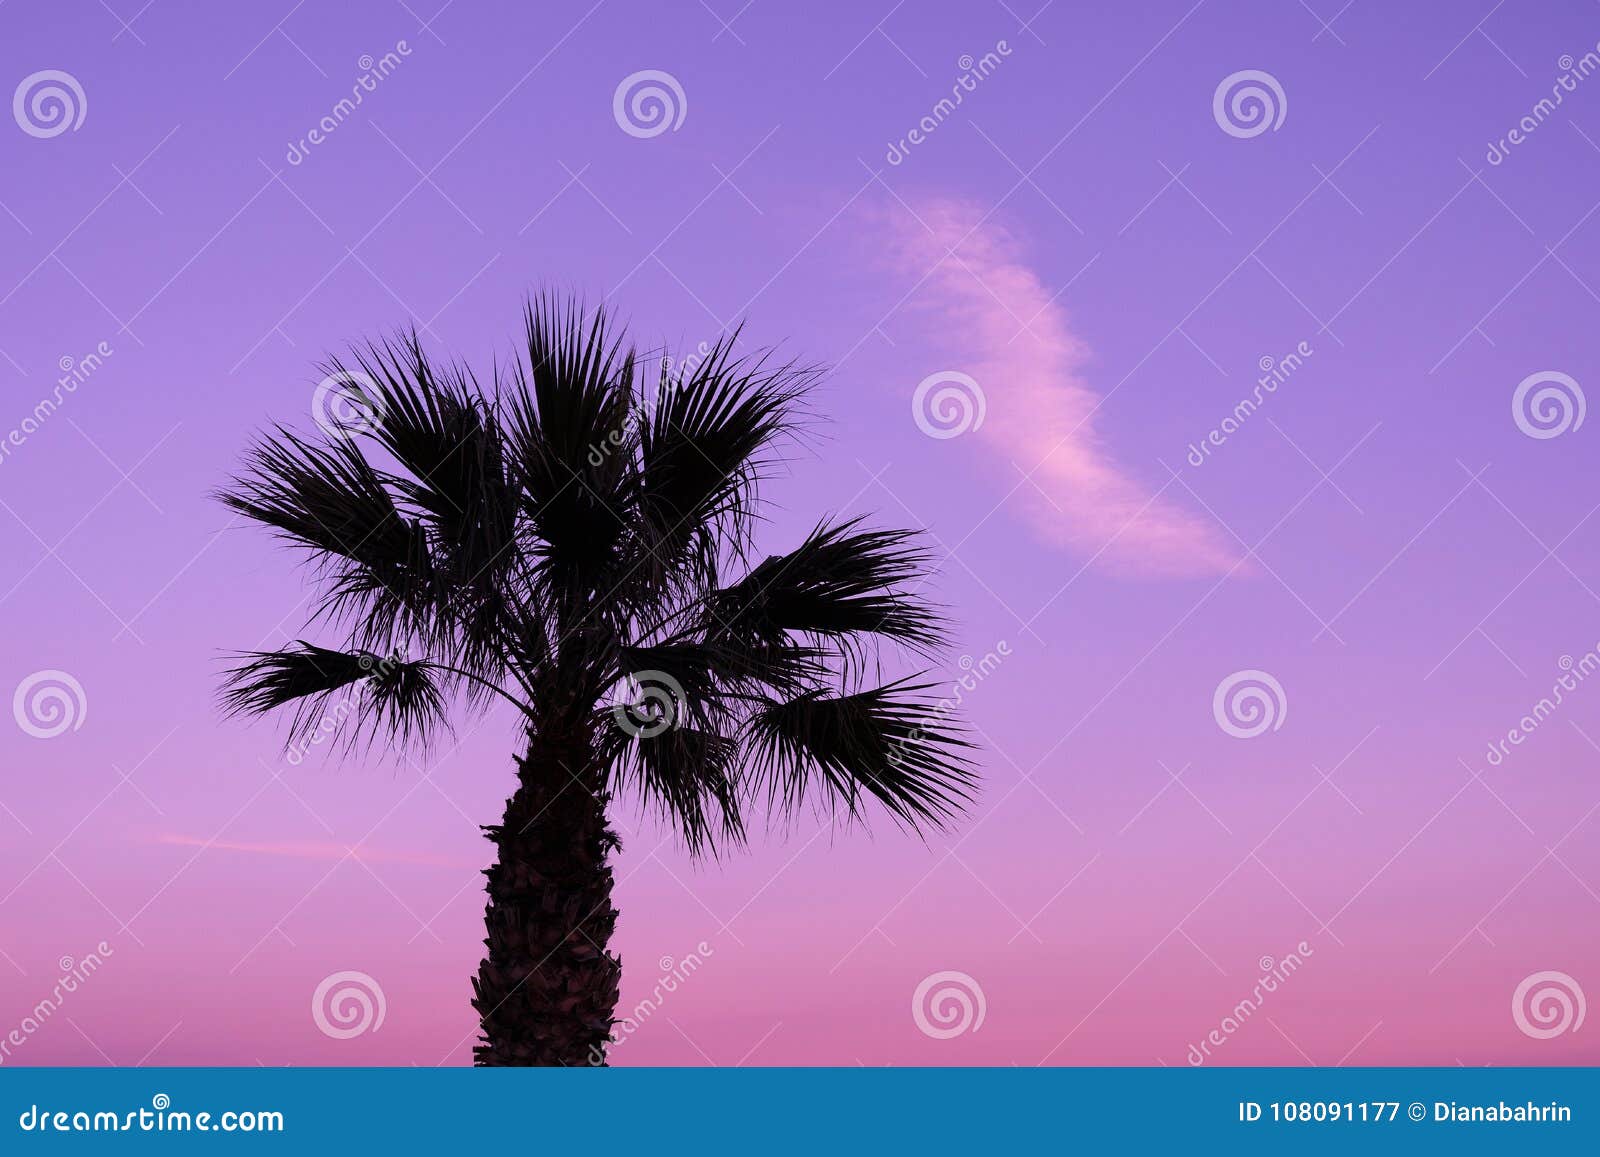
[[472, 731, 621, 1065]]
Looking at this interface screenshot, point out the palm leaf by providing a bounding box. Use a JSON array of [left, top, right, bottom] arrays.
[[221, 642, 446, 750], [746, 679, 976, 830], [218, 430, 435, 645], [336, 336, 520, 681], [636, 332, 814, 579], [502, 297, 637, 604], [607, 723, 744, 855], [708, 518, 946, 658]]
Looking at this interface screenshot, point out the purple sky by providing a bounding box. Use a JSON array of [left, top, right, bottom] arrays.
[[2, 0, 1598, 1066]]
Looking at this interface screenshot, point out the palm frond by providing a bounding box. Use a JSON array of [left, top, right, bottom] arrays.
[[746, 679, 976, 830], [221, 642, 447, 751], [217, 431, 435, 645], [502, 297, 637, 603], [708, 518, 946, 658], [616, 643, 727, 728], [606, 722, 744, 855], [336, 336, 520, 681], [343, 336, 516, 571], [636, 332, 814, 579]]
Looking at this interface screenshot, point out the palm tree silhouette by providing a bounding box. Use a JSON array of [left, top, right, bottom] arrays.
[[218, 297, 975, 1065]]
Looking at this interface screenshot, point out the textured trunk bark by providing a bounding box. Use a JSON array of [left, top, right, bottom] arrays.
[[472, 732, 621, 1066]]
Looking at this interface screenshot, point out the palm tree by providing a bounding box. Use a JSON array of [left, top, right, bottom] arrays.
[[217, 297, 975, 1065]]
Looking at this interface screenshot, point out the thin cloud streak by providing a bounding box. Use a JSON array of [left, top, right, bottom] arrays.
[[885, 198, 1239, 577], [151, 833, 475, 869]]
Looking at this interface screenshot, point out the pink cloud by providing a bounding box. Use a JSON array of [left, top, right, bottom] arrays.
[[884, 198, 1239, 577]]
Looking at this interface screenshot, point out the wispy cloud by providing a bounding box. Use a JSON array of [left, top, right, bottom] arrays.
[[151, 833, 472, 869], [881, 197, 1238, 577]]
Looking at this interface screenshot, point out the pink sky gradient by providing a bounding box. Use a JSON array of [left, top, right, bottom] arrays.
[[1, 0, 1598, 1067]]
